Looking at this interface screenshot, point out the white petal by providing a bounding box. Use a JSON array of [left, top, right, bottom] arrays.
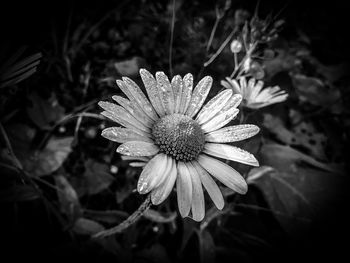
[[205, 124, 260, 143], [201, 108, 239, 133], [186, 76, 212, 118], [186, 162, 205, 221], [117, 78, 158, 121], [197, 154, 247, 194], [151, 157, 177, 205], [122, 156, 150, 162], [156, 72, 175, 115], [179, 73, 193, 114], [172, 75, 183, 113], [130, 162, 146, 167], [98, 101, 150, 133], [112, 95, 154, 128], [248, 80, 264, 101], [192, 161, 224, 210], [137, 154, 169, 194], [176, 162, 192, 217], [139, 68, 165, 117], [117, 141, 159, 157], [204, 143, 259, 167], [101, 127, 153, 143], [196, 89, 233, 125], [221, 93, 242, 111]]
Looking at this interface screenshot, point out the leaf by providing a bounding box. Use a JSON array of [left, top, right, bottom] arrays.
[[84, 159, 114, 195], [27, 92, 65, 130], [254, 143, 347, 238], [55, 175, 81, 219], [291, 73, 341, 106], [22, 136, 73, 177], [0, 50, 42, 88], [73, 217, 105, 236], [198, 230, 216, 263], [114, 57, 141, 77], [263, 113, 327, 160], [143, 209, 177, 223]]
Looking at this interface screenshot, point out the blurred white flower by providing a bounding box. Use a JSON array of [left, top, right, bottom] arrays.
[[221, 76, 288, 109]]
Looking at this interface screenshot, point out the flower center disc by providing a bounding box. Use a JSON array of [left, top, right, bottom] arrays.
[[152, 114, 205, 162]]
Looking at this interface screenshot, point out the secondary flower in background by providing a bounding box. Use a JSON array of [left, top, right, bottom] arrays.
[[99, 69, 260, 221], [221, 76, 288, 109]]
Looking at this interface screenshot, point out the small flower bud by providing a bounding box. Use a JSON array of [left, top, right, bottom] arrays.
[[230, 40, 242, 53]]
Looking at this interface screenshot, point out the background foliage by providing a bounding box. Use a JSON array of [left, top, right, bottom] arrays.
[[0, 0, 349, 262]]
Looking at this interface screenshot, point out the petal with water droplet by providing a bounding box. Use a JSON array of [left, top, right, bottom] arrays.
[[102, 127, 153, 143], [179, 73, 193, 114], [192, 161, 224, 210], [137, 154, 168, 194], [204, 143, 259, 166], [156, 72, 175, 115], [112, 95, 154, 128], [196, 89, 233, 125], [205, 124, 260, 143], [117, 141, 159, 157], [151, 157, 177, 205], [139, 69, 165, 117], [201, 108, 239, 133], [186, 76, 212, 118], [172, 75, 183, 113], [98, 101, 150, 133], [198, 154, 247, 194], [186, 162, 205, 222], [176, 162, 192, 217]]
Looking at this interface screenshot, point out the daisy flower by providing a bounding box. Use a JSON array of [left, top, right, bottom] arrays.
[[98, 69, 260, 221], [221, 76, 288, 109]]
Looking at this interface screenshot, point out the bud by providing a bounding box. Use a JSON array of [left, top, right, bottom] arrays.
[[110, 165, 118, 174], [243, 57, 252, 72], [230, 40, 242, 53], [250, 61, 265, 79]]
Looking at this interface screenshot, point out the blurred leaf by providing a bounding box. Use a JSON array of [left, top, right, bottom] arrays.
[[247, 166, 275, 184], [198, 229, 216, 263], [27, 92, 65, 130], [263, 113, 327, 160], [0, 184, 40, 202], [55, 175, 82, 220], [73, 217, 105, 235], [22, 136, 73, 177], [114, 57, 141, 77], [260, 143, 339, 173], [84, 209, 128, 224], [143, 209, 177, 223], [254, 143, 346, 238], [0, 49, 41, 89], [84, 158, 114, 195], [291, 73, 341, 107]]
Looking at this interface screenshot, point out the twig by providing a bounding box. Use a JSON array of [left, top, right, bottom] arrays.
[[169, 0, 176, 77], [92, 195, 152, 238], [206, 6, 222, 52], [203, 30, 235, 67]]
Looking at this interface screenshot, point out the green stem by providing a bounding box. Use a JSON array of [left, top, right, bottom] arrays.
[[92, 195, 152, 238]]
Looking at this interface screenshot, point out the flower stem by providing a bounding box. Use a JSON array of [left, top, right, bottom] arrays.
[[92, 194, 152, 239]]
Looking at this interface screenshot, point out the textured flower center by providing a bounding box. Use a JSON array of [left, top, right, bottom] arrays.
[[152, 114, 205, 162]]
